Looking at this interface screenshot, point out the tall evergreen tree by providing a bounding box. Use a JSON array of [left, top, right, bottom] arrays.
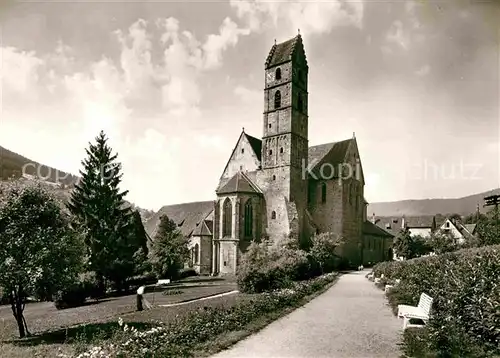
[[67, 131, 137, 290]]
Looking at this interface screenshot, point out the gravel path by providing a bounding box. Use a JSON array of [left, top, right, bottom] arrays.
[[211, 270, 403, 358]]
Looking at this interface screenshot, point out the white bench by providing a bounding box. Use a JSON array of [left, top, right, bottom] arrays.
[[398, 293, 433, 329], [374, 274, 384, 284], [156, 279, 171, 285], [384, 284, 394, 293]]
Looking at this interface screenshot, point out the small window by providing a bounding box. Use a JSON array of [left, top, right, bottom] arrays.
[[272, 175, 276, 180], [271, 211, 276, 219], [223, 261, 227, 266], [274, 90, 281, 109], [321, 182, 327, 204], [241, 148, 244, 154], [275, 67, 282, 80], [268, 123, 272, 129], [269, 150, 273, 155], [240, 165, 243, 170], [280, 147, 284, 154]]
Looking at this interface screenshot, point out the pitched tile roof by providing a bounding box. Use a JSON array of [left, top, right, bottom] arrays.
[[363, 221, 394, 237], [244, 133, 262, 162], [145, 201, 214, 239], [216, 171, 262, 195], [307, 139, 353, 178], [191, 220, 212, 237], [265, 34, 304, 68], [404, 216, 436, 228]]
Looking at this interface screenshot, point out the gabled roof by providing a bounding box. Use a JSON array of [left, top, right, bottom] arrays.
[[218, 130, 262, 184], [464, 223, 477, 234], [145, 201, 214, 238], [191, 220, 212, 237], [216, 171, 262, 195], [244, 133, 262, 162], [363, 221, 394, 238], [307, 139, 353, 178], [265, 34, 306, 68], [404, 216, 436, 228]]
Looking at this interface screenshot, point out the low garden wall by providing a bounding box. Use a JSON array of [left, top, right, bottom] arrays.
[[372, 244, 500, 357]]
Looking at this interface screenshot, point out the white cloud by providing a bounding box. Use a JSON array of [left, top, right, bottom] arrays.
[[234, 85, 261, 104], [230, 0, 364, 37], [0, 15, 251, 210]]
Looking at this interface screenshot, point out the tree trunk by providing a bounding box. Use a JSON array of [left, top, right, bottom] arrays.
[[10, 288, 28, 338]]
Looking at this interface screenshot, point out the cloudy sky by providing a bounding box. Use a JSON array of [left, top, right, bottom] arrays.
[[1, 0, 498, 210]]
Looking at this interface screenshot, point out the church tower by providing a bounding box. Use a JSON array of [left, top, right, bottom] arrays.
[[258, 33, 309, 241]]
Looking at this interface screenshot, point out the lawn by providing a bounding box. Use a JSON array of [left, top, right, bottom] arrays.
[[0, 281, 238, 358]]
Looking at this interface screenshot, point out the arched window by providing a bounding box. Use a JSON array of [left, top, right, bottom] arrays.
[[244, 200, 253, 237], [274, 90, 281, 109], [194, 244, 199, 264], [280, 147, 284, 154], [271, 211, 276, 220], [275, 67, 281, 80], [298, 95, 303, 112], [223, 198, 232, 237], [321, 182, 327, 204], [272, 175, 276, 180]]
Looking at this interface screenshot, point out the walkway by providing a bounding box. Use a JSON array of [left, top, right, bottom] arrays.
[[211, 270, 402, 358]]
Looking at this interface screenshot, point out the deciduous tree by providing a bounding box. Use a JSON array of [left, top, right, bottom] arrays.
[[0, 182, 84, 338]]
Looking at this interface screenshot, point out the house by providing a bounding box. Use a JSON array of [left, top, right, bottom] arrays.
[[436, 217, 477, 244]]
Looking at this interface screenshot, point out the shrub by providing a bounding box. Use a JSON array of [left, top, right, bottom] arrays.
[[374, 244, 500, 357], [53, 282, 86, 310], [80, 271, 105, 300], [237, 241, 311, 293], [178, 268, 197, 279], [126, 272, 158, 289]]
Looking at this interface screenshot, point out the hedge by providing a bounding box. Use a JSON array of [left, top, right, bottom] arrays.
[[373, 244, 500, 357]]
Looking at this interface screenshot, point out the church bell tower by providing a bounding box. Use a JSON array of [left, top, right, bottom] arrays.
[[259, 33, 309, 240]]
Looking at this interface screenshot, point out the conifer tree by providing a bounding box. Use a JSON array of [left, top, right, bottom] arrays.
[[67, 131, 137, 291], [151, 215, 189, 280]]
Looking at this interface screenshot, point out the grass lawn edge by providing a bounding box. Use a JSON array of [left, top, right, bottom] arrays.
[[191, 273, 342, 358]]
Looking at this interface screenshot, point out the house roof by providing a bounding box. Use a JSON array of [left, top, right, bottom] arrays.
[[265, 34, 305, 68], [145, 200, 214, 239], [363, 221, 394, 238], [191, 220, 212, 237], [464, 223, 477, 234], [404, 216, 436, 228], [244, 133, 262, 162], [216, 171, 262, 195]]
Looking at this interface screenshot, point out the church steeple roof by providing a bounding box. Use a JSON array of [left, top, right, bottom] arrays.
[[265, 34, 306, 69]]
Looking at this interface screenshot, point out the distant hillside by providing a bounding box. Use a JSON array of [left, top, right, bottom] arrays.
[[0, 145, 79, 187], [0, 145, 154, 222], [367, 188, 500, 217]]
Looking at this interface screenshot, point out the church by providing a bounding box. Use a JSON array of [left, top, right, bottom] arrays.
[[145, 34, 393, 275]]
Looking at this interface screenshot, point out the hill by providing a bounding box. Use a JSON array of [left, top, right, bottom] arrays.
[[367, 188, 500, 217], [0, 145, 155, 221]]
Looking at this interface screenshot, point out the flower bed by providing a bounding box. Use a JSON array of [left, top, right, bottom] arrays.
[[70, 272, 338, 358], [373, 244, 500, 357]]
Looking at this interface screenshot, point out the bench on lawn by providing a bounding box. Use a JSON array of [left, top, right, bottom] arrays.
[[398, 292, 433, 329]]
